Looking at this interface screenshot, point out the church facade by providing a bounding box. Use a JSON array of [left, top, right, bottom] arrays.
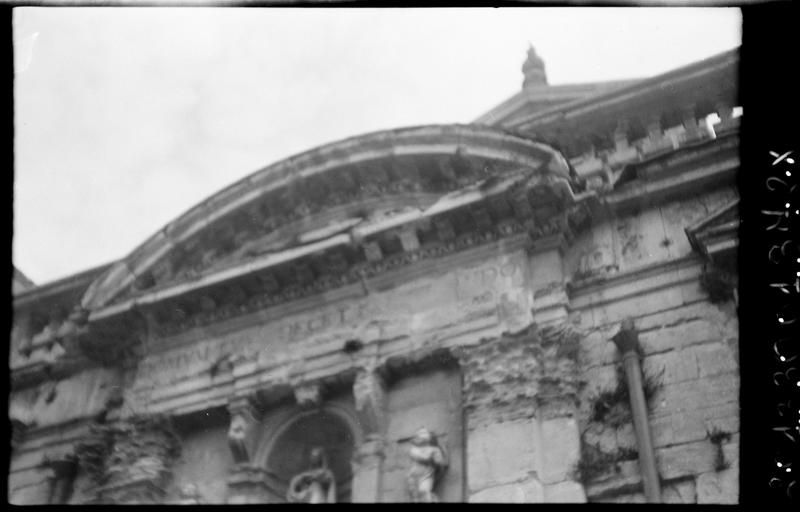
[[9, 47, 740, 504]]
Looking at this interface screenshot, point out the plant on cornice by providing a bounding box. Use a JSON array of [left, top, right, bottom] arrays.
[[707, 426, 733, 471], [699, 265, 736, 304]]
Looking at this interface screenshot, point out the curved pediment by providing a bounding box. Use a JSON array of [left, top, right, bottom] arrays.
[[81, 124, 571, 313]]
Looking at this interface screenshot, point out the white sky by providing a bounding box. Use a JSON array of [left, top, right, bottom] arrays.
[[13, 7, 742, 285]]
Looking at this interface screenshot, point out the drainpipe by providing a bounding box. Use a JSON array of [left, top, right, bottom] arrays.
[[611, 318, 662, 503]]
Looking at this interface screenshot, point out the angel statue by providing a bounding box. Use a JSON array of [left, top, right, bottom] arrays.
[[406, 427, 448, 503], [287, 446, 337, 504]]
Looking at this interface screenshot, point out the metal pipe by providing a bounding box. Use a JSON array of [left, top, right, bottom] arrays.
[[612, 318, 662, 503]]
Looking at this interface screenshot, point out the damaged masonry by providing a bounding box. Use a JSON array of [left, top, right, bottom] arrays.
[[11, 46, 740, 503]]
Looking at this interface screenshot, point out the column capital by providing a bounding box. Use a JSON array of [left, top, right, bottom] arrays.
[[292, 381, 323, 408]]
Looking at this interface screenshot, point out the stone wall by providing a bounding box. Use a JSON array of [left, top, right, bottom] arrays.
[[8, 185, 739, 504], [569, 192, 740, 504], [167, 416, 234, 504]]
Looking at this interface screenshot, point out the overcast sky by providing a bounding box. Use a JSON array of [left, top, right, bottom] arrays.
[[13, 7, 742, 285]]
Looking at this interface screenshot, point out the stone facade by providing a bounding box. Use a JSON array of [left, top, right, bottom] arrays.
[[10, 47, 740, 503]]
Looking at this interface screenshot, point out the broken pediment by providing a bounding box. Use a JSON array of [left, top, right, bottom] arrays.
[[684, 198, 739, 261]]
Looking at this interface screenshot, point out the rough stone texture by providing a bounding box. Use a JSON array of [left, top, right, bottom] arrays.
[[697, 439, 739, 504], [470, 480, 544, 503], [662, 479, 697, 504], [467, 419, 540, 492], [71, 415, 181, 504], [540, 417, 581, 485], [169, 420, 233, 504], [9, 367, 121, 429], [457, 324, 582, 428], [8, 477, 52, 505], [651, 373, 738, 418], [575, 237, 739, 504], [543, 480, 587, 502], [656, 440, 718, 481]]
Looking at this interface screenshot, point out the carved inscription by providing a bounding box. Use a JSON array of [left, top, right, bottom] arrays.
[[134, 253, 530, 389]]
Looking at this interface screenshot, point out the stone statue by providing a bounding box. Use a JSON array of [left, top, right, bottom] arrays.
[[406, 427, 448, 503], [228, 411, 252, 463], [287, 447, 337, 504]]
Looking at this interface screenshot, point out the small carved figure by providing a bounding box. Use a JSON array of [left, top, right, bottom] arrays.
[[406, 427, 448, 503], [287, 447, 336, 504], [227, 412, 252, 463]]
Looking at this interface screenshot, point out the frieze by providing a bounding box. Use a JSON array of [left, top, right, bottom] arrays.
[[131, 253, 531, 395], [121, 158, 519, 299], [150, 216, 558, 338]]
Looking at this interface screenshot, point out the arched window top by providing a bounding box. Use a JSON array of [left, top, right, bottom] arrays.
[[256, 404, 361, 503]]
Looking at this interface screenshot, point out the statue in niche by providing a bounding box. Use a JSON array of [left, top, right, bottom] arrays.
[[286, 446, 337, 504], [406, 427, 448, 503], [227, 411, 253, 463]]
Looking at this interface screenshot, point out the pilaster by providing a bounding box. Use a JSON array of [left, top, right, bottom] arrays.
[[350, 367, 387, 502], [87, 415, 181, 504], [455, 321, 586, 503]]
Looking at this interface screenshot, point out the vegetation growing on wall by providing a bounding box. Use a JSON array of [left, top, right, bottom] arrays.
[[589, 364, 663, 428], [573, 441, 639, 484], [707, 426, 733, 471], [699, 265, 737, 304]]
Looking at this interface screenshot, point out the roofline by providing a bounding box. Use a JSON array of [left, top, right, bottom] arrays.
[[13, 261, 116, 306], [511, 47, 740, 130], [473, 78, 643, 125], [81, 124, 570, 312]]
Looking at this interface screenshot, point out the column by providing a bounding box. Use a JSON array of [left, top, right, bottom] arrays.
[[95, 415, 181, 504], [226, 396, 276, 503], [44, 455, 78, 504], [528, 235, 569, 326], [350, 368, 387, 502]]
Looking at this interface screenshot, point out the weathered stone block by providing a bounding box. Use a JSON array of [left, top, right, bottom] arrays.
[[650, 403, 739, 447], [662, 478, 697, 503], [639, 319, 721, 355], [467, 419, 540, 491], [697, 466, 738, 504], [656, 440, 717, 480], [540, 417, 581, 485], [386, 401, 450, 441], [387, 369, 457, 412], [584, 460, 641, 499], [543, 481, 587, 503], [470, 479, 544, 503], [654, 374, 738, 416], [595, 491, 646, 503], [8, 479, 52, 505], [694, 342, 738, 378], [588, 286, 687, 330], [642, 348, 698, 385]]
